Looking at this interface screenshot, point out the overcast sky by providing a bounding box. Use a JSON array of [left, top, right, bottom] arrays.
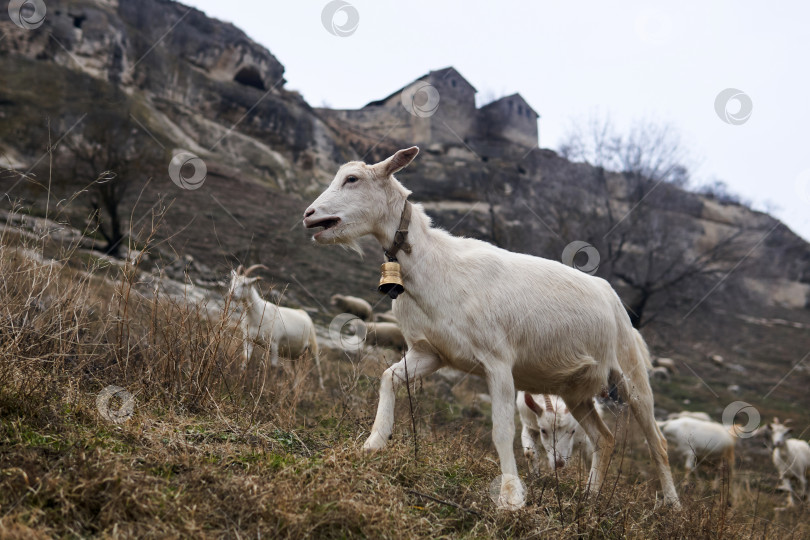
[[185, 0, 810, 241]]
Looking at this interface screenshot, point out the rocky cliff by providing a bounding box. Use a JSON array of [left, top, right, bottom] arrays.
[[2, 0, 809, 394]]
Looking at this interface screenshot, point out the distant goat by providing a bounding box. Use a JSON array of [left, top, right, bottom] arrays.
[[229, 265, 323, 388], [666, 411, 712, 422], [373, 310, 398, 324], [354, 321, 406, 350], [331, 294, 373, 320], [657, 416, 735, 489], [517, 392, 601, 474], [649, 366, 671, 382], [304, 147, 679, 509], [653, 357, 677, 373], [764, 418, 810, 508]]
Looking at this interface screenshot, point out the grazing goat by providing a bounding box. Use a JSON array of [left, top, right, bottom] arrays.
[[653, 357, 677, 373], [331, 294, 373, 320], [373, 310, 398, 324], [303, 147, 679, 509], [354, 321, 407, 350], [666, 411, 712, 422], [228, 265, 323, 388], [649, 366, 671, 383], [764, 418, 810, 507], [657, 416, 735, 488], [517, 392, 601, 474]]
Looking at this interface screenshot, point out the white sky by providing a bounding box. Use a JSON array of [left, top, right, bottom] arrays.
[[184, 0, 810, 241]]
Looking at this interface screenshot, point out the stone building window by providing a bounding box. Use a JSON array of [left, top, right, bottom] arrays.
[[451, 79, 457, 87]]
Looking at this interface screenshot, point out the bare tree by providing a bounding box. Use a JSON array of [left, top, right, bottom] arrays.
[[552, 118, 749, 328], [559, 114, 691, 187], [65, 109, 157, 257]]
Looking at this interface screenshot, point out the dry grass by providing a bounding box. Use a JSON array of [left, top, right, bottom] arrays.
[[1, 211, 809, 539]]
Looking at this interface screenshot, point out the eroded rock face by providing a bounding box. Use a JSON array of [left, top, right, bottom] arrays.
[[1, 0, 808, 324], [1, 0, 285, 94], [0, 0, 349, 186]]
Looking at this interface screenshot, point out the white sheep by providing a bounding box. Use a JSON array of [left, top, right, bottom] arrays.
[[303, 147, 680, 509], [331, 294, 373, 320], [764, 418, 810, 508], [228, 265, 324, 388], [657, 416, 735, 487], [517, 392, 601, 474]]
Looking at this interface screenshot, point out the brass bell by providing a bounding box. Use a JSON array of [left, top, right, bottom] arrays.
[[378, 261, 405, 299]]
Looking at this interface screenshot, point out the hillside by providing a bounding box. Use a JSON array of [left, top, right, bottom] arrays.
[[2, 1, 810, 537]]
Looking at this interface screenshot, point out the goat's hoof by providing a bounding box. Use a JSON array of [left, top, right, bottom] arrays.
[[362, 432, 387, 452], [663, 496, 682, 510], [497, 475, 525, 511]]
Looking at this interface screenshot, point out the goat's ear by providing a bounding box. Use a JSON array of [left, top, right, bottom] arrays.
[[524, 393, 543, 416], [376, 147, 419, 178]]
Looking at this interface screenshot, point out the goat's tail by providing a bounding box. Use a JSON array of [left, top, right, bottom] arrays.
[[308, 324, 324, 390]]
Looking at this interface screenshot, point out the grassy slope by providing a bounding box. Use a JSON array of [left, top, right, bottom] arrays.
[[1, 218, 809, 539]]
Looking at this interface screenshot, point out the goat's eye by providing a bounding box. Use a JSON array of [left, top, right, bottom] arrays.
[[571, 429, 576, 434], [344, 175, 359, 185], [541, 429, 547, 435]]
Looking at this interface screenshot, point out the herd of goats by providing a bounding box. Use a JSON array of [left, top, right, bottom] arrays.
[[222, 147, 809, 510]]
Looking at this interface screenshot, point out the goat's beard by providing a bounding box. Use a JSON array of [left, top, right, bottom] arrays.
[[313, 221, 365, 257]]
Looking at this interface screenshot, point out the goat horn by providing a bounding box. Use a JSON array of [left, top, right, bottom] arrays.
[[236, 264, 245, 275], [544, 395, 554, 412], [244, 264, 269, 276]]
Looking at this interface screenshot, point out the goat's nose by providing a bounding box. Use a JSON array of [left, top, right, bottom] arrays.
[[304, 208, 315, 218], [555, 459, 565, 470]]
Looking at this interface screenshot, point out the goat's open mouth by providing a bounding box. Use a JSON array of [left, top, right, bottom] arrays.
[[306, 217, 341, 238]]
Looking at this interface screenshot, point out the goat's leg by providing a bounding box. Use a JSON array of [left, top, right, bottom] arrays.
[[566, 399, 614, 496], [784, 478, 796, 507], [521, 426, 541, 474], [684, 453, 696, 481], [615, 366, 681, 507], [487, 365, 524, 510], [241, 338, 253, 371], [796, 474, 807, 504], [270, 341, 280, 368], [312, 350, 324, 390], [363, 341, 442, 451]]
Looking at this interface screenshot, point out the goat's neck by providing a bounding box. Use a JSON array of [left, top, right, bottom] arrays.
[[243, 286, 278, 321], [371, 197, 442, 302]]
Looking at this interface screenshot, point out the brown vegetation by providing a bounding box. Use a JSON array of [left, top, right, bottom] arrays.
[[0, 209, 808, 538]]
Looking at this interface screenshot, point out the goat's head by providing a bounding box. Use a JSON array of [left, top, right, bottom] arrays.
[[303, 147, 419, 251], [227, 264, 267, 301], [767, 418, 793, 449], [528, 394, 583, 470]]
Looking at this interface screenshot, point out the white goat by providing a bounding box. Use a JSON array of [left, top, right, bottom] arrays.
[[355, 321, 407, 350], [517, 392, 601, 474], [666, 411, 712, 422], [228, 265, 323, 388], [657, 416, 735, 487], [764, 418, 810, 508], [653, 357, 677, 373], [331, 294, 373, 320], [303, 147, 679, 509], [373, 310, 398, 324], [649, 366, 671, 383]]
